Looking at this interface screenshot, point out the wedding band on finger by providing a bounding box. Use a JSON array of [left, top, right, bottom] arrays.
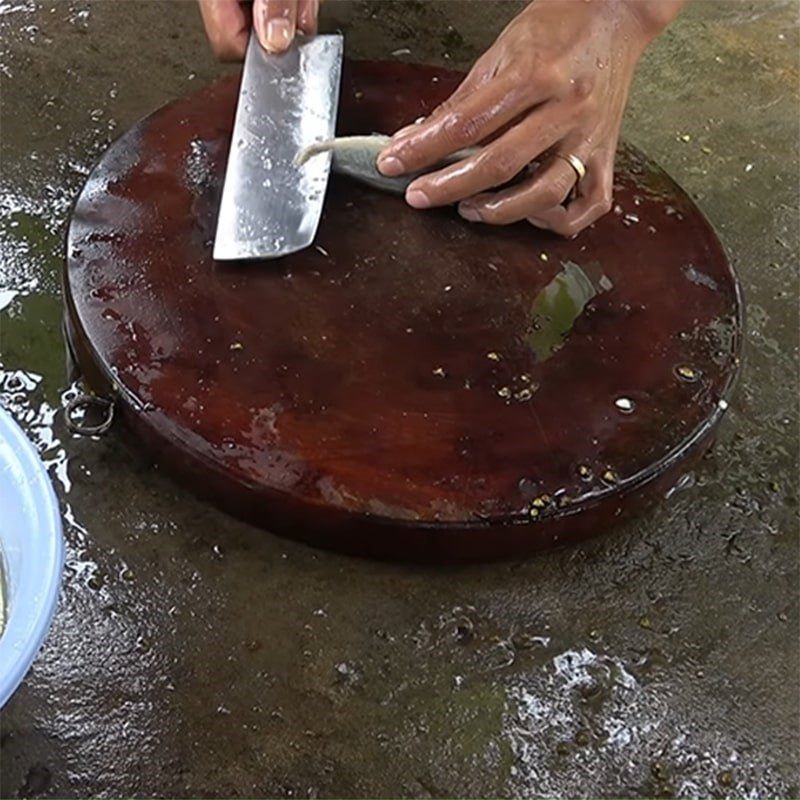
[[555, 152, 587, 183]]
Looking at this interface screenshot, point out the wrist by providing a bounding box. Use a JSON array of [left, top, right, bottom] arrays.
[[622, 0, 686, 40]]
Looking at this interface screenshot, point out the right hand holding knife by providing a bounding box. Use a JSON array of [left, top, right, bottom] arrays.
[[198, 0, 321, 61]]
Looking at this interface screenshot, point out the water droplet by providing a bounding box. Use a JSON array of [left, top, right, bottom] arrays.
[[675, 364, 700, 382], [486, 352, 501, 361], [601, 469, 618, 485], [615, 397, 636, 414], [531, 494, 551, 509], [622, 212, 640, 227], [497, 386, 511, 398], [577, 464, 593, 482]]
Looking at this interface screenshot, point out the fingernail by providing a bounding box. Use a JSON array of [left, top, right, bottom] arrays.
[[458, 203, 482, 222], [406, 188, 431, 209], [527, 216, 551, 231], [377, 155, 404, 176], [266, 18, 292, 52]]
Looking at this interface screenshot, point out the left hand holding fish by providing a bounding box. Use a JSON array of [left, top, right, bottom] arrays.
[[376, 0, 685, 237]]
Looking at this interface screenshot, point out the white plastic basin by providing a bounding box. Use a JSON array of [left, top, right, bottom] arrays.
[[0, 405, 64, 708]]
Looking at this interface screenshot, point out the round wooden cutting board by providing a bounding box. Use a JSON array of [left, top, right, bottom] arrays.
[[64, 61, 742, 561]]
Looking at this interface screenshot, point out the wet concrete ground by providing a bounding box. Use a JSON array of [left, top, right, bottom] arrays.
[[1, 1, 798, 797]]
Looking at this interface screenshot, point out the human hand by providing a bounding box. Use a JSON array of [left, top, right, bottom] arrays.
[[198, 0, 322, 61], [377, 0, 684, 237]]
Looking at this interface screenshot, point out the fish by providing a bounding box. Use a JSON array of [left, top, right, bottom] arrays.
[[295, 134, 480, 195]]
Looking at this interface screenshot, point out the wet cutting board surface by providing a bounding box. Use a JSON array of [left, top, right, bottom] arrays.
[[65, 61, 742, 560]]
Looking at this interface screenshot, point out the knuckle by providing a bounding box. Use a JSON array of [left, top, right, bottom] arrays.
[[433, 96, 456, 118], [505, 63, 531, 90], [510, 56, 558, 96], [556, 172, 576, 196], [562, 222, 581, 237], [593, 177, 614, 214], [540, 184, 565, 207], [600, 181, 614, 208], [442, 111, 482, 145], [571, 74, 595, 101], [538, 65, 563, 94], [554, 216, 582, 237], [542, 174, 573, 207], [576, 94, 598, 119], [481, 147, 523, 185]]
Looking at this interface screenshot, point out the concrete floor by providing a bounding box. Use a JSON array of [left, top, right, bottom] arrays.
[[1, 0, 798, 797]]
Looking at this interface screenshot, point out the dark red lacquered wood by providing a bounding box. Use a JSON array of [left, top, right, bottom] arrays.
[[64, 61, 742, 561]]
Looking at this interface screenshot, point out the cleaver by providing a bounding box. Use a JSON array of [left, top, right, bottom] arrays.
[[213, 32, 344, 261]]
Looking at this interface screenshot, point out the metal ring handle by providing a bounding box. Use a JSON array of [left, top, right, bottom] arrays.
[[65, 394, 115, 437]]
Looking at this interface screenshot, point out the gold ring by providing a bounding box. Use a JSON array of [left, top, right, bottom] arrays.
[[556, 152, 587, 182]]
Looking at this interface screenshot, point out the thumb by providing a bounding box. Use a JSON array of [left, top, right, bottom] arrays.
[[253, 0, 298, 53]]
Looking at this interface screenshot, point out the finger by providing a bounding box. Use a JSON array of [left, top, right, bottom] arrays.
[[458, 134, 599, 225], [456, 147, 585, 225], [377, 74, 548, 177], [297, 0, 320, 34], [527, 151, 615, 237], [412, 56, 496, 128], [390, 54, 496, 140], [198, 0, 251, 62], [403, 102, 570, 209], [254, 0, 297, 53]]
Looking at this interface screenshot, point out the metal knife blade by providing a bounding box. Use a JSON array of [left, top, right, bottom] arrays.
[[213, 32, 343, 261]]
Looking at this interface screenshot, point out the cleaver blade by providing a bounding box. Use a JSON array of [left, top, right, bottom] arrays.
[[213, 32, 343, 261]]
